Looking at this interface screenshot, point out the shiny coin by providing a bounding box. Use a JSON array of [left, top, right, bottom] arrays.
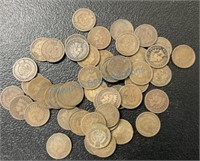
[[144, 89, 169, 113], [78, 45, 100, 67], [24, 102, 50, 127], [112, 85, 123, 92], [129, 61, 153, 85], [172, 44, 196, 68], [56, 81, 84, 107], [145, 45, 170, 68], [85, 123, 111, 149], [0, 85, 24, 110], [65, 35, 89, 61], [78, 66, 102, 89], [151, 65, 172, 87], [136, 112, 161, 137], [129, 47, 146, 63], [107, 55, 132, 80], [110, 19, 134, 40], [81, 112, 106, 135], [12, 57, 38, 82], [9, 95, 33, 120], [116, 33, 140, 56], [87, 26, 111, 49], [112, 119, 133, 144], [21, 81, 30, 95], [94, 87, 121, 108], [97, 50, 113, 68], [119, 84, 142, 109], [99, 57, 118, 83], [96, 103, 120, 128], [69, 110, 88, 136], [30, 37, 48, 61], [72, 8, 96, 31], [57, 107, 79, 130], [84, 82, 107, 102], [135, 24, 158, 47], [155, 37, 172, 55], [41, 38, 65, 63], [46, 133, 72, 159]]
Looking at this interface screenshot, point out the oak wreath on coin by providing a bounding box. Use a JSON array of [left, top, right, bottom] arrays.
[[0, 8, 196, 159]]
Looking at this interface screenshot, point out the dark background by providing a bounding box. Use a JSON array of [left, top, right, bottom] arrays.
[[0, 0, 199, 160]]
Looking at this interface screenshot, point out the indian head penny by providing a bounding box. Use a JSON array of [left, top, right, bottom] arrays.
[[129, 47, 147, 63]]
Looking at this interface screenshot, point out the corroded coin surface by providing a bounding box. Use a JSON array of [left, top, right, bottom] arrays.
[[110, 19, 134, 40], [12, 57, 38, 82], [145, 45, 170, 68], [87, 26, 111, 49], [78, 45, 100, 67], [129, 47, 146, 63], [116, 33, 140, 56], [24, 102, 50, 127], [65, 35, 89, 61], [84, 82, 107, 102], [172, 44, 196, 68], [135, 24, 158, 47], [151, 65, 172, 87], [97, 50, 113, 68], [9, 95, 33, 120], [81, 112, 106, 135], [129, 61, 153, 85], [72, 8, 96, 31], [85, 123, 111, 149], [78, 66, 102, 89], [119, 84, 142, 109], [0, 85, 24, 110], [144, 89, 169, 113], [136, 112, 161, 137], [155, 37, 172, 55], [107, 55, 132, 80], [94, 87, 121, 108], [30, 37, 48, 61], [46, 133, 72, 159], [96, 103, 120, 128], [112, 119, 133, 144]]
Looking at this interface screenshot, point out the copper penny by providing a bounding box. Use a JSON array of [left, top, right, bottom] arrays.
[[97, 50, 113, 68], [129, 47, 147, 63], [155, 37, 172, 55]]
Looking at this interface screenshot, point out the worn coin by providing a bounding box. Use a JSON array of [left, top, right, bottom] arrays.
[[9, 95, 33, 120], [94, 87, 121, 108], [0, 85, 24, 110], [21, 81, 30, 95], [69, 110, 88, 136], [112, 119, 133, 144], [12, 57, 38, 82], [57, 107, 79, 130], [129, 47, 146, 63], [81, 112, 106, 135], [97, 50, 113, 68], [172, 44, 196, 68], [85, 123, 111, 149], [129, 61, 153, 85], [84, 82, 107, 102], [41, 38, 65, 63], [65, 35, 89, 61], [136, 112, 161, 137], [30, 37, 48, 61], [78, 66, 102, 89], [46, 133, 72, 159], [112, 85, 123, 92], [145, 45, 170, 68], [144, 89, 169, 113], [151, 65, 172, 87], [72, 8, 96, 31], [119, 84, 142, 109], [87, 26, 111, 49], [107, 55, 132, 80], [56, 81, 84, 107], [135, 24, 158, 47], [24, 102, 50, 127], [78, 45, 100, 67], [155, 37, 172, 55], [110, 19, 134, 40], [116, 33, 140, 56], [96, 103, 120, 128], [109, 123, 119, 131]]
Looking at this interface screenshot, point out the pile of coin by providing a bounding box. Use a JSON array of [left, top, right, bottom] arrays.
[[0, 8, 196, 159]]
